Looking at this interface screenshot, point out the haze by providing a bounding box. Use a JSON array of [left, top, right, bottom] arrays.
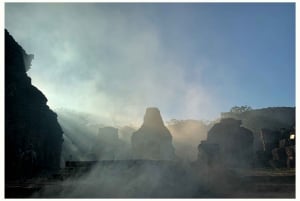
[[5, 3, 295, 126]]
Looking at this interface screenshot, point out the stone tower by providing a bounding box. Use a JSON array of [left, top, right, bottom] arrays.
[[131, 107, 176, 160]]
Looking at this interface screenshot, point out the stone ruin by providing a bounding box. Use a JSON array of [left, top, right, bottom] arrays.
[[88, 127, 125, 160], [260, 128, 281, 153], [260, 127, 296, 168], [197, 141, 221, 168], [131, 107, 176, 160], [198, 118, 254, 168]]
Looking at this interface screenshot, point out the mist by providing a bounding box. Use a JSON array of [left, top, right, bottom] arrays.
[[167, 119, 216, 161], [56, 109, 214, 163], [5, 3, 228, 126], [5, 3, 226, 165], [5, 3, 295, 198]]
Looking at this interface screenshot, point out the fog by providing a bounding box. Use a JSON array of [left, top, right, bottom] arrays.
[[4, 3, 295, 198], [32, 158, 239, 198], [57, 109, 215, 163], [167, 119, 216, 160], [5, 3, 224, 127]]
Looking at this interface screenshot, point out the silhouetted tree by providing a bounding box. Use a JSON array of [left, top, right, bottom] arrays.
[[230, 105, 252, 113]]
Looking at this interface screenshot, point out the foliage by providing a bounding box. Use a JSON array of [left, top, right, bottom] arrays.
[[230, 105, 253, 113]]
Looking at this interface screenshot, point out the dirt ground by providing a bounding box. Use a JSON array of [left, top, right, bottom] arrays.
[[5, 162, 295, 198], [228, 168, 295, 198]]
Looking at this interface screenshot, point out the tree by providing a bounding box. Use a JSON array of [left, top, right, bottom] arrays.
[[230, 105, 252, 113]]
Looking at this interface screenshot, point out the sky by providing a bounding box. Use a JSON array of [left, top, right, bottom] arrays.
[[5, 3, 295, 126]]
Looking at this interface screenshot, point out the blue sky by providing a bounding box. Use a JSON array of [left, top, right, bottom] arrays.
[[5, 3, 295, 125], [148, 3, 295, 108]]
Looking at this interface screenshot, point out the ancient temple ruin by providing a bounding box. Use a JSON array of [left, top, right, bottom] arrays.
[[198, 118, 254, 168], [131, 107, 176, 160], [88, 127, 131, 160], [260, 126, 296, 168], [197, 141, 221, 168]]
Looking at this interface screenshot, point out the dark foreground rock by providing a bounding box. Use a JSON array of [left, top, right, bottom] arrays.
[[5, 30, 63, 182]]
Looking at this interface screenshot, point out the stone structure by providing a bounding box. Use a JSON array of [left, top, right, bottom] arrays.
[[131, 107, 176, 160], [260, 128, 281, 152], [221, 107, 295, 151], [89, 127, 119, 160], [204, 118, 254, 168], [5, 30, 63, 180], [197, 141, 221, 167], [269, 125, 295, 168]]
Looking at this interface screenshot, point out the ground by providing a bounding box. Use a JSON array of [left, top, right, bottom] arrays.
[[5, 161, 295, 198]]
